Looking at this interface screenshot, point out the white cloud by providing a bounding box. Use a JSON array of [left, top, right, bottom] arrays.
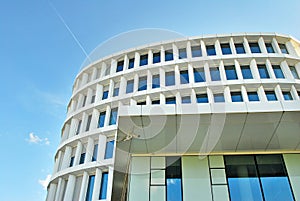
[[38, 174, 51, 190], [27, 132, 50, 145]]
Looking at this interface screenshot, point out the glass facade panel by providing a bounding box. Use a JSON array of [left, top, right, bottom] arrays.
[[210, 67, 221, 81], [85, 115, 92, 131], [196, 94, 208, 103], [113, 87, 119, 97], [265, 43, 275, 53], [166, 97, 176, 104], [180, 70, 189, 84], [126, 79, 134, 93], [152, 74, 160, 88], [140, 54, 148, 66], [241, 65, 253, 79], [165, 50, 173, 61], [99, 173, 108, 200], [258, 65, 270, 78], [165, 71, 175, 86], [221, 43, 232, 55], [249, 42, 261, 53], [69, 156, 74, 167], [105, 141, 114, 159], [116, 60, 124, 72], [152, 99, 160, 104], [86, 175, 95, 201], [179, 48, 187, 59], [225, 65, 238, 80], [273, 65, 285, 78], [206, 45, 216, 56], [191, 45, 202, 57], [79, 153, 85, 164], [194, 68, 205, 82], [181, 96, 191, 104], [102, 91, 108, 100], [231, 92, 243, 102], [92, 144, 98, 162], [279, 43, 289, 54], [153, 52, 161, 63], [214, 93, 225, 102], [109, 108, 118, 125], [166, 157, 182, 201], [76, 120, 82, 135], [290, 66, 299, 79], [128, 58, 134, 69], [248, 92, 260, 101], [283, 91, 293, 100], [138, 76, 147, 91], [235, 43, 245, 54], [265, 91, 277, 101], [98, 112, 106, 128]]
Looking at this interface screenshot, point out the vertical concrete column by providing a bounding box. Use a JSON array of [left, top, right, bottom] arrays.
[[188, 63, 194, 83], [64, 175, 76, 201], [215, 40, 222, 56], [86, 88, 93, 106], [241, 86, 249, 102], [134, 74, 139, 92], [53, 151, 62, 174], [124, 54, 129, 70], [78, 171, 89, 201], [106, 167, 114, 201], [104, 106, 111, 127], [207, 88, 214, 103], [62, 123, 70, 141], [90, 109, 100, 130], [100, 62, 107, 78], [219, 61, 226, 81], [191, 89, 197, 104], [250, 59, 260, 79], [148, 49, 153, 65], [204, 62, 211, 83], [160, 93, 166, 104], [161, 45, 165, 63], [69, 118, 78, 138], [272, 37, 281, 53], [229, 37, 236, 55], [186, 41, 192, 59], [258, 37, 267, 54], [234, 59, 243, 80], [147, 70, 151, 91], [111, 59, 117, 74], [81, 73, 89, 87], [91, 67, 97, 81], [258, 86, 268, 102], [286, 41, 297, 56], [173, 43, 179, 60], [97, 134, 107, 161], [119, 76, 126, 96], [174, 65, 180, 86], [160, 68, 165, 87], [275, 85, 284, 101], [200, 40, 206, 57], [74, 141, 83, 165], [108, 79, 114, 98], [85, 137, 94, 163], [69, 100, 76, 113], [134, 52, 140, 68], [281, 60, 293, 80], [243, 37, 251, 54], [46, 183, 57, 201], [61, 146, 72, 170], [54, 178, 65, 201], [92, 168, 102, 201], [224, 86, 231, 103], [291, 85, 300, 100], [95, 84, 103, 103], [265, 59, 276, 79], [76, 94, 84, 109]]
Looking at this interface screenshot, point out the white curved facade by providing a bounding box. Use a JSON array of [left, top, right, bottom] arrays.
[[46, 33, 300, 201]]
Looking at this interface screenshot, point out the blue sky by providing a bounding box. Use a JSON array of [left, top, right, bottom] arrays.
[[1, 0, 300, 200]]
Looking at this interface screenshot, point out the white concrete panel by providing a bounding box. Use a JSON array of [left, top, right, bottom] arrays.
[[212, 185, 230, 201], [209, 156, 225, 168], [283, 154, 300, 201], [151, 157, 166, 169], [211, 169, 227, 185], [151, 170, 165, 185], [150, 186, 166, 201]]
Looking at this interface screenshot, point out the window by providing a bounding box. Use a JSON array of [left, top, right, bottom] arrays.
[[92, 144, 98, 162], [113, 87, 119, 97], [214, 93, 225, 102], [138, 76, 147, 91], [194, 68, 206, 82], [180, 70, 189, 84], [235, 43, 246, 54], [152, 74, 160, 88], [166, 157, 183, 201], [153, 52, 161, 63], [152, 99, 160, 104], [126, 79, 134, 93], [109, 108, 118, 125], [258, 64, 270, 79], [98, 112, 106, 128], [265, 43, 275, 53], [248, 92, 260, 101], [140, 54, 148, 66], [91, 95, 95, 103], [166, 97, 176, 104], [206, 45, 216, 56], [82, 95, 87, 107], [79, 153, 85, 164], [76, 120, 82, 135], [225, 65, 238, 80], [165, 71, 175, 86], [105, 141, 114, 159], [221, 43, 232, 55], [290, 66, 299, 79], [265, 91, 277, 101], [249, 42, 261, 53], [85, 115, 92, 131], [128, 58, 135, 69], [181, 96, 191, 104], [102, 90, 109, 100], [99, 173, 108, 200], [137, 101, 146, 105], [224, 155, 294, 201], [104, 66, 110, 76], [279, 43, 289, 54], [116, 60, 124, 72], [191, 45, 202, 57], [196, 93, 208, 103], [241, 65, 253, 79], [69, 156, 74, 167], [283, 91, 293, 100], [210, 67, 221, 81], [273, 65, 285, 78], [231, 92, 243, 102], [165, 49, 174, 61], [85, 175, 95, 201], [178, 48, 187, 59]]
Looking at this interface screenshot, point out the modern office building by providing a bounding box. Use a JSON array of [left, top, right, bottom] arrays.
[[46, 33, 300, 201]]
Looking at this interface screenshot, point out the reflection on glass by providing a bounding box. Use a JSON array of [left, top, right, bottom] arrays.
[[166, 157, 182, 201], [166, 178, 182, 201]]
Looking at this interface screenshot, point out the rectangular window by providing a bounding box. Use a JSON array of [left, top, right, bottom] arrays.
[[258, 64, 270, 79], [116, 60, 124, 72], [165, 71, 175, 86], [166, 97, 176, 104], [290, 66, 299, 79], [273, 65, 285, 78], [265, 91, 277, 101], [231, 92, 243, 102], [79, 153, 86, 164], [283, 91, 293, 100], [128, 58, 135, 69], [109, 108, 118, 125], [196, 93, 208, 103], [85, 175, 95, 201], [191, 45, 202, 57], [214, 93, 225, 103], [265, 43, 275, 53], [69, 156, 74, 167], [194, 68, 206, 82], [178, 48, 187, 59], [181, 96, 191, 104], [82, 95, 87, 107], [137, 101, 146, 105], [249, 42, 261, 53], [92, 144, 98, 162], [126, 79, 134, 93], [138, 76, 147, 91], [235, 43, 246, 54], [279, 43, 289, 54], [76, 120, 82, 135], [98, 112, 106, 128], [85, 115, 92, 132], [225, 65, 238, 80], [248, 92, 260, 101], [166, 157, 183, 201], [91, 95, 95, 103], [221, 43, 232, 55], [113, 87, 119, 97], [102, 91, 109, 100], [153, 52, 161, 64], [104, 141, 114, 159], [206, 45, 216, 56], [152, 99, 160, 104], [210, 67, 221, 81], [241, 65, 253, 79], [99, 173, 108, 200], [180, 70, 189, 84], [140, 54, 148, 66], [165, 49, 174, 61], [152, 74, 160, 88]]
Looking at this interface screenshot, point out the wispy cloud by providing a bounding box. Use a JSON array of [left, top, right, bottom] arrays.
[[27, 132, 50, 145], [38, 174, 51, 190]]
